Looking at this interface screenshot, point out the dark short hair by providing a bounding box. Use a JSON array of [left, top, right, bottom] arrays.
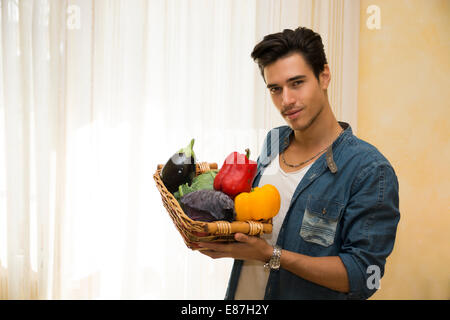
[[251, 27, 328, 82]]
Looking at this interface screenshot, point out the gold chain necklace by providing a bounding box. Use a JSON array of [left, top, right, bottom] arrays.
[[281, 129, 344, 168]]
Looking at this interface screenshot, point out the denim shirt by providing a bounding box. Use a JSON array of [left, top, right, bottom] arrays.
[[225, 122, 400, 300]]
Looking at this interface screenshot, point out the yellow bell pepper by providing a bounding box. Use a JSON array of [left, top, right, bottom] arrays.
[[234, 184, 281, 221]]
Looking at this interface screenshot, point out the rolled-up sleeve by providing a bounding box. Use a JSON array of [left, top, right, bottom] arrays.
[[338, 162, 400, 300]]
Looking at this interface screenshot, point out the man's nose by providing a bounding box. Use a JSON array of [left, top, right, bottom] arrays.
[[281, 88, 296, 107]]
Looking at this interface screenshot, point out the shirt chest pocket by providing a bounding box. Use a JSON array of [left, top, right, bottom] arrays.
[[299, 196, 344, 247]]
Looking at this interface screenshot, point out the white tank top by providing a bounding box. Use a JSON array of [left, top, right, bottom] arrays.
[[234, 153, 313, 300]]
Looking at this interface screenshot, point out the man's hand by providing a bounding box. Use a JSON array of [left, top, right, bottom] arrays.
[[197, 233, 273, 263], [198, 233, 350, 293]]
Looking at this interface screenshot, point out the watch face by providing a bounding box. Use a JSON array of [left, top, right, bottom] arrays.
[[270, 260, 280, 269], [270, 246, 281, 270]]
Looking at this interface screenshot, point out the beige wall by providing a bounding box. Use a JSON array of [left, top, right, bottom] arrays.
[[357, 0, 450, 299]]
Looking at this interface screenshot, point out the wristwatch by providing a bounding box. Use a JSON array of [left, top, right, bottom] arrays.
[[264, 245, 282, 271]]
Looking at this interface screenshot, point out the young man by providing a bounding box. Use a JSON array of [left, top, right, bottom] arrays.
[[198, 27, 400, 300]]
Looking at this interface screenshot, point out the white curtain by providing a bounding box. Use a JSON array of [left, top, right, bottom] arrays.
[[0, 0, 359, 299]]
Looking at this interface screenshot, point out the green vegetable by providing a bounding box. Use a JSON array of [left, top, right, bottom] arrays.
[[174, 169, 218, 201]]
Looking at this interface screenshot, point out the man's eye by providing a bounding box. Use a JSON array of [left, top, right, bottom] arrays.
[[270, 87, 280, 94], [292, 80, 303, 86]]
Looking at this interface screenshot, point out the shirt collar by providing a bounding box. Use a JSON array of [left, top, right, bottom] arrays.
[[264, 121, 352, 174]]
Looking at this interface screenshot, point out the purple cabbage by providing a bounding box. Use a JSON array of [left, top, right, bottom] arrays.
[[180, 189, 236, 222]]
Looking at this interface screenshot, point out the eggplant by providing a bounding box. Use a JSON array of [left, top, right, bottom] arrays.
[[160, 139, 196, 193]]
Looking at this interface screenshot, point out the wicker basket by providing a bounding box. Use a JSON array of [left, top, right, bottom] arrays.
[[153, 161, 272, 250]]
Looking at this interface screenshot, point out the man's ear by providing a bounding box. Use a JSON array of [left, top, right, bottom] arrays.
[[319, 64, 331, 90]]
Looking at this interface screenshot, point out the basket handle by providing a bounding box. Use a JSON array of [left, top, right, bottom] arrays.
[[157, 162, 218, 171], [207, 220, 272, 235]]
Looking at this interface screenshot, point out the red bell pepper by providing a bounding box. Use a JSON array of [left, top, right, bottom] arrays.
[[213, 149, 258, 199]]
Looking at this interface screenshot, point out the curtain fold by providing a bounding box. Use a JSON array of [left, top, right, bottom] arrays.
[[2, 0, 32, 299], [0, 0, 359, 299]]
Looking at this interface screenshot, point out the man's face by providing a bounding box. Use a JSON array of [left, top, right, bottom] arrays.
[[263, 53, 330, 131]]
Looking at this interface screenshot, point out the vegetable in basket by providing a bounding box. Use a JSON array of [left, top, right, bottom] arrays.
[[173, 169, 218, 202], [160, 139, 196, 194], [213, 149, 257, 199], [234, 184, 281, 221], [180, 189, 236, 222]]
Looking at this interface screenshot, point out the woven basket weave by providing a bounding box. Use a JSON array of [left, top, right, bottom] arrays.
[[153, 161, 272, 250]]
